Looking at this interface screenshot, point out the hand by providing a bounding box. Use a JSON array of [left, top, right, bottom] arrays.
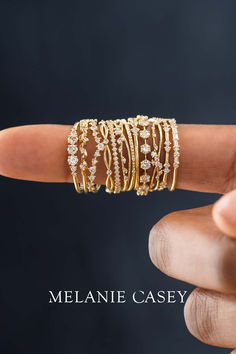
[[0, 123, 236, 351]]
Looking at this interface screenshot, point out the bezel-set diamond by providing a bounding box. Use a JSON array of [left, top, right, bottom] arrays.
[[141, 159, 151, 170], [139, 130, 150, 139], [140, 174, 150, 183], [141, 144, 151, 154]]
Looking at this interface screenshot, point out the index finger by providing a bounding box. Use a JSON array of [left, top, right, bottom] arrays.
[[0, 123, 235, 194]]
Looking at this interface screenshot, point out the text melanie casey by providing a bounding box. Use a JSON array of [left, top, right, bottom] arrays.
[[49, 290, 188, 304]]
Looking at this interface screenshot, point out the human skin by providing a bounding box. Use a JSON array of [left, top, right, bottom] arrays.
[[0, 124, 236, 351]]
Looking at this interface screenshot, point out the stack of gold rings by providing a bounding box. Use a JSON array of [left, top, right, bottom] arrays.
[[67, 115, 180, 196]]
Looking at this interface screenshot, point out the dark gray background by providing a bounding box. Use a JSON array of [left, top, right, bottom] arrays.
[[0, 0, 235, 353]]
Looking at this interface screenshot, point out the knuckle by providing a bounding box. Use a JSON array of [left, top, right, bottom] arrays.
[[222, 149, 236, 193], [216, 239, 236, 293], [148, 213, 174, 274], [184, 288, 218, 345]]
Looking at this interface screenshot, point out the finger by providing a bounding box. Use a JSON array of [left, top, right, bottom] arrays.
[[213, 189, 236, 238], [0, 124, 236, 193], [149, 205, 236, 294], [0, 124, 106, 184], [184, 288, 236, 348]]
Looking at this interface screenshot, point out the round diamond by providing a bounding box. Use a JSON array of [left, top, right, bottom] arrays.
[[140, 130, 150, 139], [97, 143, 105, 151], [155, 161, 162, 168], [151, 151, 157, 158], [139, 120, 149, 127], [141, 144, 151, 154], [89, 166, 96, 174], [106, 170, 112, 175], [68, 155, 78, 165], [70, 130, 77, 137], [70, 165, 77, 172], [67, 145, 78, 154], [80, 147, 86, 155], [68, 136, 78, 144], [137, 184, 149, 196], [141, 159, 151, 170], [80, 161, 87, 170], [174, 141, 179, 147], [173, 162, 179, 168], [140, 174, 150, 183]]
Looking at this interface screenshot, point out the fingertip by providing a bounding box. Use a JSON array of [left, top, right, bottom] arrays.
[[0, 126, 17, 178], [213, 190, 236, 238], [0, 124, 71, 182]]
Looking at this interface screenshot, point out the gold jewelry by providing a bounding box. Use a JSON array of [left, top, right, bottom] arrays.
[[149, 118, 163, 191], [158, 119, 171, 191], [114, 119, 130, 191], [107, 120, 121, 194], [169, 119, 180, 191], [78, 119, 90, 193], [137, 115, 151, 196], [67, 122, 83, 193], [124, 121, 136, 191], [99, 120, 114, 193], [128, 117, 140, 191], [120, 119, 132, 191], [68, 115, 180, 196], [87, 120, 102, 193]]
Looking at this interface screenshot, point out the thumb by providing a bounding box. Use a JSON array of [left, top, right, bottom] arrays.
[[213, 189, 236, 238]]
